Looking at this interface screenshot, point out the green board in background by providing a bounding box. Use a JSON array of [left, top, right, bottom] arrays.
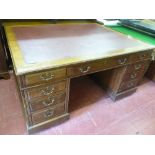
[[108, 26, 155, 45]]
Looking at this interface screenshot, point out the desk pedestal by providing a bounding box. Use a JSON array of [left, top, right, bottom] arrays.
[[92, 60, 150, 101]]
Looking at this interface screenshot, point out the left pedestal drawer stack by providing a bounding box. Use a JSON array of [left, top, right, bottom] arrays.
[[16, 67, 70, 134]]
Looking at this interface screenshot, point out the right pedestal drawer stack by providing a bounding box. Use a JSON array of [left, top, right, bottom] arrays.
[[118, 60, 150, 93], [91, 50, 152, 101]]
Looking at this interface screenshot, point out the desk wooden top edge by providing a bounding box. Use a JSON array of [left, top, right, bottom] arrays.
[[4, 22, 155, 76]]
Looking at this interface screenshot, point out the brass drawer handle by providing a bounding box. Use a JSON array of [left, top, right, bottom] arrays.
[[127, 82, 135, 88], [41, 87, 55, 96], [42, 98, 55, 106], [44, 109, 54, 118], [139, 54, 146, 59], [130, 73, 137, 79], [40, 72, 54, 81], [118, 58, 127, 65], [134, 64, 142, 70], [79, 66, 91, 73]]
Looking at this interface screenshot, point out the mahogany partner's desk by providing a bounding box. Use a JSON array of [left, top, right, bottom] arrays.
[[4, 22, 155, 134]]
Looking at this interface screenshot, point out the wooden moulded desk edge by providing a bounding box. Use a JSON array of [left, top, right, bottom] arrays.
[[4, 22, 155, 75]]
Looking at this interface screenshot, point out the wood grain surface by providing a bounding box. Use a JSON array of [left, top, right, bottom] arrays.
[[5, 23, 154, 75]]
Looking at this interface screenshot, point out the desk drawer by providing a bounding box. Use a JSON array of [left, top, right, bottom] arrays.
[[118, 80, 138, 93], [29, 93, 66, 112], [129, 51, 152, 62], [126, 61, 150, 73], [23, 68, 66, 87], [31, 103, 66, 125], [67, 60, 105, 77], [122, 71, 144, 82], [121, 61, 150, 82], [24, 81, 66, 100], [105, 55, 129, 69]]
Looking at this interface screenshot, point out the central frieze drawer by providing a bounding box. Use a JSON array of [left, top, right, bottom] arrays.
[[31, 103, 66, 125], [104, 55, 129, 69], [24, 81, 66, 100], [29, 93, 66, 112], [23, 68, 66, 87], [67, 60, 106, 77]]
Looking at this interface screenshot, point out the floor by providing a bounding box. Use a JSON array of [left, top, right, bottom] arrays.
[[0, 73, 155, 135]]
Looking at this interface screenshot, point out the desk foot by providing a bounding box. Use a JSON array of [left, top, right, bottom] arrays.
[[0, 72, 10, 79], [108, 87, 137, 101]]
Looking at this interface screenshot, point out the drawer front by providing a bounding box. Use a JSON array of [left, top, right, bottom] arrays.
[[122, 71, 145, 82], [129, 51, 152, 62], [24, 81, 66, 100], [24, 68, 66, 87], [29, 93, 66, 112], [118, 80, 138, 93], [105, 55, 129, 69], [126, 61, 150, 74], [32, 103, 66, 125], [67, 60, 105, 77], [121, 61, 150, 82]]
